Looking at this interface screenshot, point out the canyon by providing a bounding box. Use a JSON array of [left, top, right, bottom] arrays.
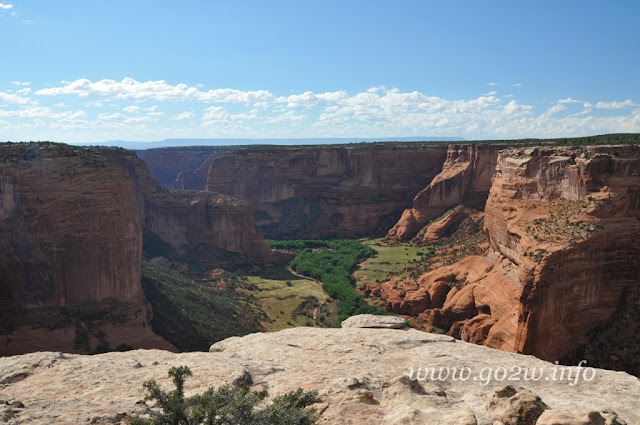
[[1, 136, 639, 379], [0, 143, 271, 355]]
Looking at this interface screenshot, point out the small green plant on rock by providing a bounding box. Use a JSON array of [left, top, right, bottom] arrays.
[[132, 366, 318, 425]]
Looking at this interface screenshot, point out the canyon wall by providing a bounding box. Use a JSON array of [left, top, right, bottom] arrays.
[[376, 145, 640, 375], [0, 143, 272, 355], [386, 143, 502, 241], [101, 148, 272, 267], [136, 146, 231, 189], [0, 143, 174, 354], [206, 144, 449, 238], [0, 143, 144, 307]]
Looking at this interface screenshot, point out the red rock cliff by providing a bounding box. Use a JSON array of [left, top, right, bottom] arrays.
[[206, 144, 448, 238], [0, 143, 175, 355], [0, 143, 143, 307], [386, 143, 501, 241], [487, 146, 640, 373], [376, 145, 640, 375], [99, 148, 272, 267]]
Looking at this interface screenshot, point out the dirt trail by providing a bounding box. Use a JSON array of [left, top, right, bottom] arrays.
[[287, 267, 326, 326]]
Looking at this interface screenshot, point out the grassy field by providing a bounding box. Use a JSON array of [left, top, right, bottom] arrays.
[[353, 238, 428, 286], [240, 266, 339, 331]]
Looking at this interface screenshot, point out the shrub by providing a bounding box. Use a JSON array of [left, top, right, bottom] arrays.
[[132, 366, 318, 425]]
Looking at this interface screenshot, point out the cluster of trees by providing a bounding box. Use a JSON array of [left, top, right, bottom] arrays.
[[269, 239, 387, 322]]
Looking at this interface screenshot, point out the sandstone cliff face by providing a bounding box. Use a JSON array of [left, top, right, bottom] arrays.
[[102, 148, 272, 267], [1, 324, 638, 424], [0, 143, 175, 355], [387, 143, 501, 241], [0, 143, 143, 307], [0, 143, 270, 356], [380, 145, 640, 375], [206, 145, 448, 238], [137, 146, 231, 189], [486, 146, 640, 373]]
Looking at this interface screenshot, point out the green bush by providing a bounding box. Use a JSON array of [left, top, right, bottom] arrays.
[[131, 366, 318, 425]]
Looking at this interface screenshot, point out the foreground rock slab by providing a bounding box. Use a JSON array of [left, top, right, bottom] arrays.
[[340, 314, 408, 329], [0, 326, 638, 424]]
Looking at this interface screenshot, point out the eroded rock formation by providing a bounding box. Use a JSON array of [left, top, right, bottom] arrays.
[[375, 145, 640, 375], [205, 144, 449, 238], [0, 323, 637, 424], [387, 143, 501, 241], [0, 143, 272, 355]]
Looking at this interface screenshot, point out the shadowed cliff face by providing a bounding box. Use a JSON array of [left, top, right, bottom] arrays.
[[386, 144, 501, 241], [0, 143, 144, 307], [206, 145, 449, 238], [0, 143, 271, 355], [100, 148, 272, 267], [136, 146, 231, 189], [0, 143, 175, 355]]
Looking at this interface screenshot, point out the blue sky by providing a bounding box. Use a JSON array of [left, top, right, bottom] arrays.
[[1, 0, 639, 143]]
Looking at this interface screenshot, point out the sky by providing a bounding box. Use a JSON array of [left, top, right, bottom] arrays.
[[1, 0, 639, 144]]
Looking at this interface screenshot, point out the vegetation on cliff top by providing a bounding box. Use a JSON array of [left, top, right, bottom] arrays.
[[141, 262, 265, 351], [132, 365, 318, 425]]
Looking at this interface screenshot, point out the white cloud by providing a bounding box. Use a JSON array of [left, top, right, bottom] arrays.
[[123, 105, 140, 113], [202, 106, 229, 121], [10, 81, 30, 86], [36, 78, 274, 103], [487, 82, 499, 86], [0, 91, 30, 104], [594, 99, 636, 109], [171, 111, 195, 120], [276, 91, 348, 108], [558, 97, 583, 104], [0, 3, 13, 10], [268, 110, 308, 123], [513, 83, 523, 87], [0, 106, 85, 121]]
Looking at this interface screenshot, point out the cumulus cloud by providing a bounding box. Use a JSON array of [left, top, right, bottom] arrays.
[[122, 105, 140, 113], [268, 110, 308, 123], [558, 97, 583, 104], [276, 91, 348, 107], [4, 78, 639, 142], [0, 3, 13, 10], [202, 106, 229, 121], [171, 111, 195, 120], [36, 78, 274, 103], [11, 81, 30, 86], [594, 99, 636, 109], [0, 91, 31, 104], [0, 106, 85, 121]]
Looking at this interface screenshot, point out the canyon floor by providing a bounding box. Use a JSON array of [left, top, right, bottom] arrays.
[[0, 317, 638, 425]]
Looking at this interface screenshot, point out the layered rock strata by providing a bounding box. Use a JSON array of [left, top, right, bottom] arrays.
[[136, 146, 231, 189], [206, 144, 449, 238], [0, 143, 271, 355], [376, 146, 640, 375]]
